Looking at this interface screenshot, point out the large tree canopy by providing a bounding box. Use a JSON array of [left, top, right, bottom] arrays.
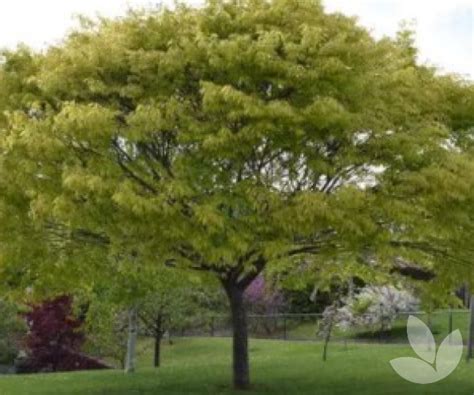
[[0, 0, 473, 389]]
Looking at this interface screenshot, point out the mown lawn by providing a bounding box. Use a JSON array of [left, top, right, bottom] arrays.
[[0, 337, 473, 394]]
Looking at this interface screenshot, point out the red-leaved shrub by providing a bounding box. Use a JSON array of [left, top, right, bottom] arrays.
[[18, 295, 108, 373]]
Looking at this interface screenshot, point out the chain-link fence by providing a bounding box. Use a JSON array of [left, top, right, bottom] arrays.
[[170, 310, 470, 345]]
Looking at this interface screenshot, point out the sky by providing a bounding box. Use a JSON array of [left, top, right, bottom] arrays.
[[0, 0, 472, 78]]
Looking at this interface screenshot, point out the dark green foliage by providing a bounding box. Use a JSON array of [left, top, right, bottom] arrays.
[[0, 300, 25, 365]]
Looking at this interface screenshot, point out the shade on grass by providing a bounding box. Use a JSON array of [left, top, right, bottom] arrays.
[[0, 337, 472, 394]]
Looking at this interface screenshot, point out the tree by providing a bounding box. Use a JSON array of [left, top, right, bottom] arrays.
[[0, 300, 26, 366], [84, 302, 130, 369], [332, 285, 419, 333], [81, 259, 165, 374], [0, 0, 473, 389], [18, 295, 108, 373], [138, 284, 212, 368], [84, 260, 220, 370]]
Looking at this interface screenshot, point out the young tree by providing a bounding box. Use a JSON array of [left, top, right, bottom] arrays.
[[84, 260, 218, 370], [84, 302, 130, 369], [0, 0, 473, 389], [84, 259, 163, 374], [138, 285, 211, 368]]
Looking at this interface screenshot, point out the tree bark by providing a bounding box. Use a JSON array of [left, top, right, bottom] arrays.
[[467, 296, 474, 360], [225, 283, 250, 390], [464, 283, 470, 308], [153, 314, 163, 368], [125, 306, 138, 374]]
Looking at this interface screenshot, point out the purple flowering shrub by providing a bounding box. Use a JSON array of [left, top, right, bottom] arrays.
[[244, 276, 285, 336]]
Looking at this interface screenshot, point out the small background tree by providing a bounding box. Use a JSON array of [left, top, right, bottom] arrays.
[[334, 285, 419, 333], [83, 302, 130, 369]]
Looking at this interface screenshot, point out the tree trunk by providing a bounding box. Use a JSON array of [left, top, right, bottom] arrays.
[[322, 306, 336, 362], [154, 333, 162, 368], [225, 283, 250, 390], [467, 296, 474, 360], [465, 284, 471, 308], [153, 314, 163, 368], [125, 306, 138, 374]]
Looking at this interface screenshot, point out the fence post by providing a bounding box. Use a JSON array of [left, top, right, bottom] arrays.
[[467, 296, 474, 361], [283, 316, 287, 340]]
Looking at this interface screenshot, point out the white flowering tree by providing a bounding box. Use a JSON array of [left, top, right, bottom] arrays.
[[333, 285, 419, 332]]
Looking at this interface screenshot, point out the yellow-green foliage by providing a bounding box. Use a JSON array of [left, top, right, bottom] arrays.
[[0, 0, 472, 302]]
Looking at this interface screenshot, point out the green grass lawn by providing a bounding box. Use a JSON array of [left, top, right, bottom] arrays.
[[0, 337, 473, 394]]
